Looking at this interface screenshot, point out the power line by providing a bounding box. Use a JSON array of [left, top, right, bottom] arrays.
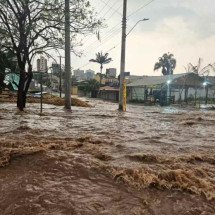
[[127, 0, 155, 18], [83, 18, 129, 56], [105, 2, 123, 20], [81, 1, 123, 50], [84, 0, 154, 51], [82, 22, 122, 52], [101, 0, 121, 18], [83, 0, 154, 53], [77, 43, 120, 70], [99, 0, 122, 16], [97, 0, 111, 16], [77, 0, 156, 70]]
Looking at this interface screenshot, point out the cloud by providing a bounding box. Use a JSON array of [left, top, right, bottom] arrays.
[[126, 15, 215, 75], [72, 0, 215, 76]]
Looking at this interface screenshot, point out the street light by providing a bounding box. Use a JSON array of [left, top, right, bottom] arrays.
[[203, 82, 208, 86], [203, 81, 209, 105], [167, 80, 171, 85], [126, 18, 149, 37], [166, 79, 172, 105], [119, 14, 149, 111]]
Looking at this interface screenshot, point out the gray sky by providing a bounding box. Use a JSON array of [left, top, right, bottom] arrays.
[[73, 0, 215, 76]]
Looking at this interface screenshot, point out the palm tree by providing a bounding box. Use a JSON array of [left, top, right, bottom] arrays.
[[187, 58, 215, 76], [186, 58, 215, 105], [154, 53, 176, 75], [89, 52, 112, 85], [86, 79, 100, 92]]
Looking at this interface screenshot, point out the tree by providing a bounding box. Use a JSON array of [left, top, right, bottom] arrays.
[[0, 0, 101, 110], [89, 52, 112, 85], [78, 79, 100, 96], [86, 79, 100, 92], [154, 53, 176, 75], [186, 58, 215, 76], [186, 58, 215, 105]]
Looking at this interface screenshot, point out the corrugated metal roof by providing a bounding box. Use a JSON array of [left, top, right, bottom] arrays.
[[127, 73, 186, 87], [127, 73, 205, 87]]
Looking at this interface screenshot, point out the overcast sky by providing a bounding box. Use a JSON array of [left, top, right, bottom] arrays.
[[71, 0, 215, 76]]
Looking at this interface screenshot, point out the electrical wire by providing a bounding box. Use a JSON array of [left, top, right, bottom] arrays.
[[77, 0, 156, 70], [127, 0, 155, 19], [81, 1, 122, 50], [97, 0, 110, 16], [99, 0, 122, 16]]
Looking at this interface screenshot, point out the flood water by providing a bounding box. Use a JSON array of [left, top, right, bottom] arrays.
[[0, 99, 215, 214]]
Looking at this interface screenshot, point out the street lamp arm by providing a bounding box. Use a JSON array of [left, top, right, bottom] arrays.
[[126, 18, 149, 37]]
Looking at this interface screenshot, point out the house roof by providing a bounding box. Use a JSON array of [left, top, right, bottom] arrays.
[[127, 73, 206, 87], [99, 86, 119, 91]]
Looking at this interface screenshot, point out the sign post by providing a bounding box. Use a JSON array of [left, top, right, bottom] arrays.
[[40, 72, 43, 114]]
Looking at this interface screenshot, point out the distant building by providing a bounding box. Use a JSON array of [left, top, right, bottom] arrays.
[[118, 72, 131, 81], [124, 72, 130, 77], [85, 69, 95, 80], [105, 77, 119, 87], [73, 69, 85, 81], [106, 68, 117, 78], [37, 56, 47, 72]]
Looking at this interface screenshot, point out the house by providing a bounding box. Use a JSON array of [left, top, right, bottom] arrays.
[[98, 86, 119, 101], [94, 74, 106, 85], [127, 73, 215, 105], [105, 77, 119, 87]]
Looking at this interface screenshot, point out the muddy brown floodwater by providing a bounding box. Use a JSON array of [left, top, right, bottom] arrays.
[[0, 100, 215, 215]]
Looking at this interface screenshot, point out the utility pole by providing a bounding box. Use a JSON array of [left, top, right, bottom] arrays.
[[59, 56, 62, 98], [119, 0, 127, 111], [64, 0, 71, 110]]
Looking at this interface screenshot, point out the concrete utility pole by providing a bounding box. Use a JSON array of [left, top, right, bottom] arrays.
[[119, 0, 127, 111], [64, 0, 71, 110]]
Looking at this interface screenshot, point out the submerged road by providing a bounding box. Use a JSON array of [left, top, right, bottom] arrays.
[[0, 100, 215, 214]]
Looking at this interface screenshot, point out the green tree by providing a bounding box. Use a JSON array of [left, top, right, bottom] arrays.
[[86, 79, 100, 92], [154, 53, 176, 75], [89, 52, 112, 85], [78, 79, 100, 96], [0, 0, 101, 110]]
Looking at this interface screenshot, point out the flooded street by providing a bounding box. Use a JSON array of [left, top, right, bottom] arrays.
[[0, 100, 215, 214]]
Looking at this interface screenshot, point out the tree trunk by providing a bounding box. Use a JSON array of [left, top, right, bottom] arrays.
[[17, 70, 25, 111], [100, 64, 103, 86], [184, 87, 189, 104], [23, 67, 33, 108], [17, 66, 33, 111]]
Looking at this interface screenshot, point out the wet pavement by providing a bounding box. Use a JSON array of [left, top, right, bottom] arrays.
[[0, 99, 215, 214]]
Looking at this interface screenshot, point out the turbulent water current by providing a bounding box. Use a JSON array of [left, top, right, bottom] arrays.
[[0, 99, 215, 214]]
